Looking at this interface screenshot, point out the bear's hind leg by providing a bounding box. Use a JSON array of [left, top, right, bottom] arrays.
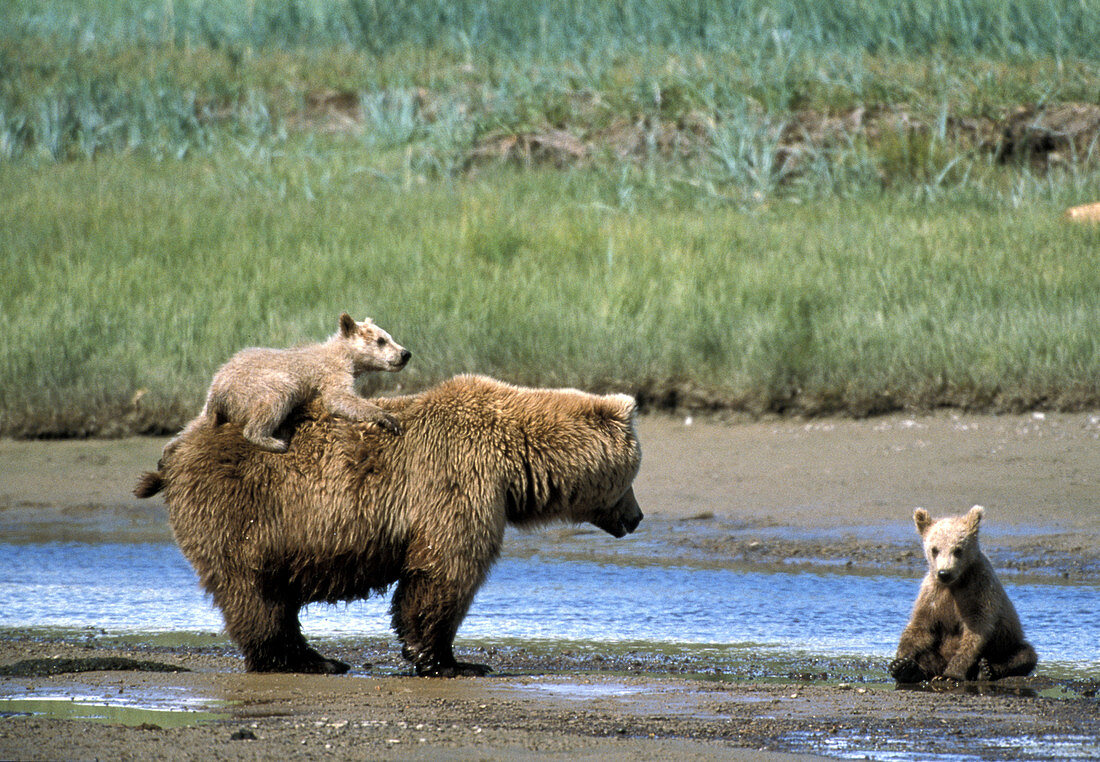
[[241, 401, 291, 452], [985, 642, 1038, 680], [218, 584, 348, 674], [390, 572, 490, 678]]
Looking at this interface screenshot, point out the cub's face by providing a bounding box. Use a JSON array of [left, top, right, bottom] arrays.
[[914, 506, 982, 586], [339, 313, 411, 373]]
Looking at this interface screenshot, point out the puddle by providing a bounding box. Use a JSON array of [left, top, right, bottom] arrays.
[[1, 543, 1097, 680], [0, 689, 228, 727], [520, 679, 653, 700]]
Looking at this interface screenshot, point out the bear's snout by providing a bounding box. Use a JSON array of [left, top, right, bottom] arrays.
[[592, 486, 643, 538], [385, 348, 411, 370], [623, 509, 643, 534], [937, 569, 954, 583]]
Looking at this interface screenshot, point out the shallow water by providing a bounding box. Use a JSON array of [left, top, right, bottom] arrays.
[[1, 542, 1096, 676], [783, 729, 1100, 762], [0, 692, 227, 727]]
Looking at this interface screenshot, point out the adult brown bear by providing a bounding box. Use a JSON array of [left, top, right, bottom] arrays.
[[135, 374, 643, 676]]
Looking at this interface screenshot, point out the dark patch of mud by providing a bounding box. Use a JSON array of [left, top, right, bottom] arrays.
[[0, 657, 188, 678]]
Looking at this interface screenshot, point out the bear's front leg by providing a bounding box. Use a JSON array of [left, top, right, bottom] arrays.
[[984, 641, 1038, 680], [390, 571, 491, 678], [322, 390, 403, 435], [890, 620, 941, 683], [943, 629, 985, 681]]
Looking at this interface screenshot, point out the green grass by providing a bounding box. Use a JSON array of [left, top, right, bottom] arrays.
[[7, 0, 1100, 58], [2, 0, 1099, 435], [2, 149, 1098, 436], [3, 0, 1099, 164]]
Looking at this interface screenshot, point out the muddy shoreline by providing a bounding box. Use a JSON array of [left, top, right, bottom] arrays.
[[1, 412, 1098, 759], [1, 635, 1098, 761]]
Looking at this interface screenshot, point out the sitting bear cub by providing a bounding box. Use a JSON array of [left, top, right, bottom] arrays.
[[889, 505, 1037, 683]]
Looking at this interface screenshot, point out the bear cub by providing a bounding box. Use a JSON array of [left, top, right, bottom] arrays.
[[171, 313, 410, 453], [889, 505, 1037, 684]]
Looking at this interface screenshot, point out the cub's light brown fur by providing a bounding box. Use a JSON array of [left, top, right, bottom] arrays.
[[889, 506, 1037, 683], [135, 375, 643, 676], [169, 313, 409, 454]]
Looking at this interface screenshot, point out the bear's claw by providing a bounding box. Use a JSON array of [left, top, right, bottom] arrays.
[[930, 675, 961, 690], [374, 412, 403, 435]]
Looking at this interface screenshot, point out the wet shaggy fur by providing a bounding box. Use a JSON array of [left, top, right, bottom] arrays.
[[136, 375, 643, 676], [889, 506, 1037, 683], [165, 313, 410, 456]]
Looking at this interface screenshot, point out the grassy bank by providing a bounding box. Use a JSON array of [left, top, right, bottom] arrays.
[[2, 0, 1099, 436], [2, 152, 1098, 436]]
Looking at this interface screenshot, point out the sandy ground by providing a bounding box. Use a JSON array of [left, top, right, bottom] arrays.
[[1, 411, 1098, 759]]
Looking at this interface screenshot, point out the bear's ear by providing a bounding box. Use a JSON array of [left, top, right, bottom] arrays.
[[966, 504, 984, 534], [338, 312, 358, 337], [913, 508, 933, 536], [601, 393, 637, 421]]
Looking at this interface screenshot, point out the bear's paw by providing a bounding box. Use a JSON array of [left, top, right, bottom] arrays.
[[417, 661, 492, 678], [888, 656, 926, 684]]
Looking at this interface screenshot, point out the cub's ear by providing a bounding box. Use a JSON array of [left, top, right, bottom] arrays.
[[966, 504, 984, 534], [338, 312, 358, 337], [913, 507, 933, 536]]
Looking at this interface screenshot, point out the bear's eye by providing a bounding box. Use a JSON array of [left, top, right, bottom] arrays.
[[952, 548, 962, 557], [930, 547, 939, 557], [376, 337, 388, 346]]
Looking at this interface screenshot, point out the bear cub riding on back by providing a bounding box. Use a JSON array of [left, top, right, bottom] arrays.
[[165, 312, 410, 455]]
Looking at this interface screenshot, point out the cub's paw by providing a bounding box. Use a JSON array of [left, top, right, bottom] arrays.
[[888, 657, 925, 684], [977, 659, 995, 682], [316, 657, 351, 675], [930, 675, 960, 690], [373, 412, 403, 436], [249, 435, 289, 452], [249, 653, 349, 674], [451, 661, 492, 677]]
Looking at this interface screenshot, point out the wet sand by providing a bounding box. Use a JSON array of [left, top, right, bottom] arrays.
[[1, 636, 1097, 761], [1, 412, 1098, 759]]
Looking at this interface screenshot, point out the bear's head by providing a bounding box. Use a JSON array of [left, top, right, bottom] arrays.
[[338, 313, 411, 373], [914, 505, 983, 586], [564, 392, 643, 538], [503, 386, 643, 538]]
